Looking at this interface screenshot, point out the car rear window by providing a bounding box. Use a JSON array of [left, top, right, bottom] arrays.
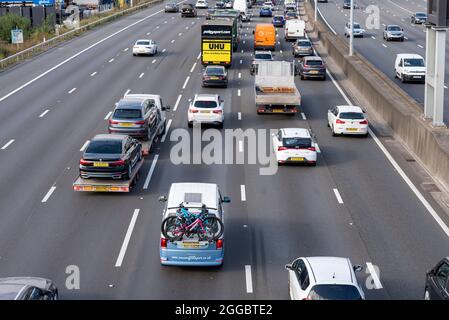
[[404, 58, 424, 67], [206, 67, 225, 75], [297, 41, 311, 46], [86, 140, 122, 154], [388, 26, 401, 31], [282, 137, 312, 148], [194, 100, 218, 108], [339, 112, 364, 120], [113, 109, 142, 119], [136, 41, 150, 46], [255, 53, 272, 60], [308, 285, 362, 300], [305, 60, 323, 66]]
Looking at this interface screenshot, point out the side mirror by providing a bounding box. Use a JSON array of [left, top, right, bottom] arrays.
[[222, 196, 231, 203], [163, 105, 171, 111], [158, 196, 167, 202], [353, 265, 363, 272], [285, 263, 293, 270]]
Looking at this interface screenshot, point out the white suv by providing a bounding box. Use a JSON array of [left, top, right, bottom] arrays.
[[272, 128, 317, 166], [285, 256, 365, 300], [188, 94, 225, 128], [195, 0, 208, 8]]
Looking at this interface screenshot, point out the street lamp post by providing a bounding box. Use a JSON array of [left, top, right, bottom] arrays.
[[349, 0, 354, 56]]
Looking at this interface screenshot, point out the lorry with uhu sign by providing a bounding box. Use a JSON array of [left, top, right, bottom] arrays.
[[201, 19, 234, 67]]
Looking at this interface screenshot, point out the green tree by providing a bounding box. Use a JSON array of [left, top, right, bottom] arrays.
[[0, 14, 31, 43]]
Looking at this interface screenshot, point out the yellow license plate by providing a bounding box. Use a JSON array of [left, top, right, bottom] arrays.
[[93, 162, 109, 167], [272, 109, 284, 113], [347, 128, 358, 131], [310, 71, 319, 74], [120, 123, 133, 127], [290, 157, 305, 161], [94, 186, 109, 192], [182, 242, 200, 248], [210, 76, 219, 80], [200, 110, 210, 114]]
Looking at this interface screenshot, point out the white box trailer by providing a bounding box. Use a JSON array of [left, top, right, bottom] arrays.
[[254, 60, 301, 114]]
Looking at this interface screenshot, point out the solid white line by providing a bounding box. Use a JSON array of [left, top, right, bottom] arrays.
[[182, 76, 190, 90], [317, 7, 337, 35], [245, 265, 253, 293], [301, 112, 306, 120], [315, 143, 321, 153], [139, 72, 144, 78], [197, 52, 201, 60], [161, 119, 172, 143], [41, 186, 56, 203], [387, 0, 414, 14], [173, 94, 182, 111], [90, 71, 97, 77], [238, 89, 241, 96], [239, 140, 244, 153], [241, 185, 246, 201], [152, 59, 156, 64], [143, 155, 159, 190], [80, 140, 90, 152], [124, 89, 131, 96], [333, 188, 344, 204], [1, 139, 14, 150], [68, 87, 76, 94], [39, 109, 50, 118], [108, 58, 114, 63], [0, 6, 168, 103], [115, 209, 140, 267], [104, 111, 112, 120], [366, 262, 383, 289], [190, 62, 197, 73], [238, 112, 241, 120]]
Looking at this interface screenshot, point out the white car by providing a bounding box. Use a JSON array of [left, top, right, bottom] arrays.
[[263, 1, 273, 9], [272, 128, 317, 166], [285, 257, 365, 300], [327, 105, 368, 137], [195, 0, 208, 8], [188, 94, 224, 128], [394, 53, 426, 83], [224, 0, 233, 8], [344, 22, 365, 37], [132, 39, 158, 56]]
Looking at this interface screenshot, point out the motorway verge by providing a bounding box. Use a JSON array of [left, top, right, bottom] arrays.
[[300, 0, 449, 194]]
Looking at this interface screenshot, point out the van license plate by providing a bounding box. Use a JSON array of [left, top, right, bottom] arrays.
[[182, 242, 200, 248], [93, 162, 109, 167]]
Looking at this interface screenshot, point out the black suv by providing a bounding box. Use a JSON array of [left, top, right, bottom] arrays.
[[424, 257, 449, 300], [181, 3, 197, 17]]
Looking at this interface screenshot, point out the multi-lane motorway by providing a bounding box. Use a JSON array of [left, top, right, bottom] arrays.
[[0, 0, 449, 299], [317, 0, 449, 125]]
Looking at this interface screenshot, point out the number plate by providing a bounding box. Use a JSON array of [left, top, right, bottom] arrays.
[[290, 157, 305, 161], [120, 123, 133, 127], [210, 76, 219, 80], [347, 128, 358, 132], [200, 110, 210, 114], [272, 109, 284, 113], [94, 186, 109, 192], [310, 71, 319, 74], [413, 76, 422, 79], [93, 162, 109, 167], [181, 242, 200, 249]]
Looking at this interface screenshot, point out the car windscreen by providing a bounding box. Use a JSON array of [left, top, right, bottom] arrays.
[[136, 41, 150, 46], [339, 112, 364, 120], [282, 137, 312, 148], [404, 58, 425, 67], [304, 60, 323, 66], [206, 67, 225, 75], [416, 13, 426, 17], [353, 23, 361, 29], [113, 108, 142, 119], [388, 26, 401, 31], [194, 100, 218, 108], [255, 53, 272, 60], [308, 285, 362, 300], [86, 140, 122, 154]]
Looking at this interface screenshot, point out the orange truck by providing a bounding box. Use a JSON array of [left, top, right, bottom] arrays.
[[253, 23, 276, 51]]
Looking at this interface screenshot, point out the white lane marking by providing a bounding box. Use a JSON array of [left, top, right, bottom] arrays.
[[41, 186, 56, 203], [317, 7, 337, 35], [182, 76, 190, 89], [143, 155, 159, 190], [1, 139, 14, 150], [417, 44, 424, 49], [197, 52, 201, 60], [190, 62, 197, 73], [0, 7, 168, 103], [164, 20, 168, 23], [104, 111, 112, 120], [243, 40, 246, 44], [124, 48, 129, 52], [240, 59, 243, 64], [238, 89, 241, 96], [371, 36, 376, 40], [245, 265, 253, 293], [382, 44, 388, 48], [162, 48, 166, 53], [68, 87, 77, 94], [80, 140, 90, 152], [333, 188, 344, 204], [173, 94, 182, 112], [327, 63, 449, 239], [404, 36, 409, 40], [161, 119, 172, 143], [387, 0, 414, 14], [152, 59, 156, 64], [301, 112, 306, 120], [238, 72, 241, 78], [178, 33, 182, 36], [146, 32, 151, 35], [39, 109, 50, 118], [90, 71, 97, 77], [171, 39, 175, 43], [115, 209, 140, 267], [238, 112, 241, 120], [186, 26, 189, 30], [280, 50, 283, 54], [315, 144, 321, 153], [366, 262, 383, 289], [156, 25, 160, 29], [139, 72, 144, 78], [109, 58, 114, 63], [241, 49, 244, 53], [239, 140, 244, 153], [124, 89, 131, 96], [445, 85, 448, 89], [241, 185, 246, 201]]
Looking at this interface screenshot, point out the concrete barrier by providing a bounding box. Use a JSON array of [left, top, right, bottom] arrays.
[[301, 1, 449, 192]]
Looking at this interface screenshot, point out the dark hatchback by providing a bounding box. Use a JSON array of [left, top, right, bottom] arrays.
[[424, 257, 449, 300], [181, 3, 197, 17], [164, 3, 179, 12], [299, 56, 326, 80], [80, 134, 142, 180], [272, 15, 285, 27], [202, 65, 228, 87], [0, 277, 58, 300]]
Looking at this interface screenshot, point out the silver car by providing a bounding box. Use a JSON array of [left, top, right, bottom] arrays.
[[383, 25, 404, 42], [0, 277, 58, 300]]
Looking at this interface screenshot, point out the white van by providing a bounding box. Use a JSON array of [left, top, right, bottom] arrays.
[[285, 19, 306, 41], [394, 53, 426, 83]]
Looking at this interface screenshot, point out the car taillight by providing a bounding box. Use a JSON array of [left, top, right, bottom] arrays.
[[359, 120, 368, 125], [79, 159, 92, 165], [213, 110, 223, 114], [336, 119, 346, 124], [278, 146, 288, 151], [160, 238, 167, 248], [109, 120, 119, 125], [189, 108, 198, 113], [308, 147, 316, 151], [135, 121, 145, 125], [216, 239, 223, 249], [109, 160, 125, 167]]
